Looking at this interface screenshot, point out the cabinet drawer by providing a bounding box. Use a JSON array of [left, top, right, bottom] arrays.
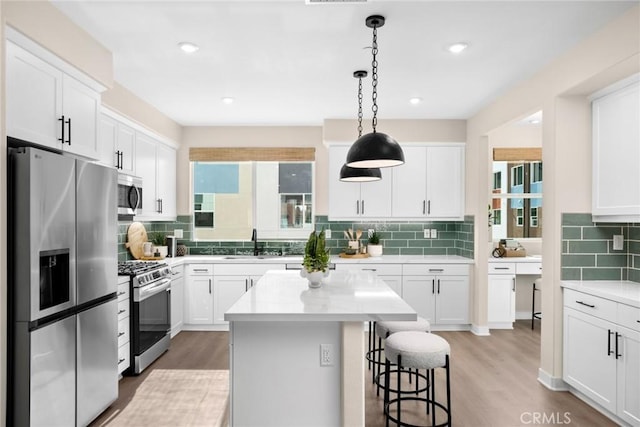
[[403, 264, 469, 276], [117, 278, 130, 301], [187, 264, 213, 275], [564, 289, 617, 322], [618, 303, 640, 332], [118, 343, 130, 375], [488, 263, 516, 274], [117, 299, 130, 321], [516, 262, 542, 275], [336, 263, 402, 276], [117, 318, 130, 348], [171, 264, 185, 279], [214, 263, 285, 276]]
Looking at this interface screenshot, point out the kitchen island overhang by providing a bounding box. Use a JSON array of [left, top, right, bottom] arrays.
[[225, 269, 417, 427]]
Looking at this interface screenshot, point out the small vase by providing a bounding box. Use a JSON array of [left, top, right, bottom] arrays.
[[301, 269, 327, 288], [368, 244, 383, 257]]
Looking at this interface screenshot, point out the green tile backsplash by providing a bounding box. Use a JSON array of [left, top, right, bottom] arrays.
[[119, 215, 475, 261], [561, 213, 640, 282]]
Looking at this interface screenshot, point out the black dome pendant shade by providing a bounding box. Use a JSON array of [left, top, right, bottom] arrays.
[[340, 70, 382, 182], [346, 15, 405, 169], [339, 163, 382, 182], [346, 132, 404, 168]]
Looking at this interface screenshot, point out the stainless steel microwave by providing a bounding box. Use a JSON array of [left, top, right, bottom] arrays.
[[117, 173, 142, 219]]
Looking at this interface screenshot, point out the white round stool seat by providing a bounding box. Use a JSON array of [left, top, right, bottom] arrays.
[[376, 316, 431, 338], [385, 331, 450, 370]]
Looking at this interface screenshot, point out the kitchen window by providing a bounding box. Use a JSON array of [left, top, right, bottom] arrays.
[[189, 147, 315, 241]]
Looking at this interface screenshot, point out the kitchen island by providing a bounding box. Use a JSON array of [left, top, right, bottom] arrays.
[[224, 269, 417, 426]]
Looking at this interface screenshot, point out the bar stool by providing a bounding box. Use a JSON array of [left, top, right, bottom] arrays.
[[373, 317, 431, 396], [383, 331, 451, 427], [531, 278, 542, 329]]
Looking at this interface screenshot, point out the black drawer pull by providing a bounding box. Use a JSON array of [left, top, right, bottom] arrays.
[[615, 332, 622, 359], [429, 269, 444, 272], [608, 329, 613, 356], [118, 309, 126, 315], [494, 267, 510, 270], [118, 358, 125, 364], [118, 332, 125, 337], [576, 301, 595, 308]]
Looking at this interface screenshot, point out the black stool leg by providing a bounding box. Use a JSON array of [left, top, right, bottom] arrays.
[[397, 354, 402, 427], [431, 368, 436, 427], [531, 282, 536, 330], [446, 354, 451, 426], [368, 321, 372, 370], [384, 358, 391, 427]]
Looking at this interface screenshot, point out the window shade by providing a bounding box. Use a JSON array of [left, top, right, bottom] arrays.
[[189, 147, 315, 162], [493, 147, 542, 161]]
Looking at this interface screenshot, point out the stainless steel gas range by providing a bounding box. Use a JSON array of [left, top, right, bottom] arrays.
[[118, 261, 172, 374]]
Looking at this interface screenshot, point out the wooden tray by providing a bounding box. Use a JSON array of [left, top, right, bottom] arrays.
[[124, 222, 148, 260], [339, 253, 370, 259]]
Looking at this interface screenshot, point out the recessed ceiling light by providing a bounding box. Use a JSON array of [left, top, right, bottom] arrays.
[[448, 43, 468, 54], [409, 97, 422, 105], [178, 42, 199, 54], [221, 97, 234, 105]]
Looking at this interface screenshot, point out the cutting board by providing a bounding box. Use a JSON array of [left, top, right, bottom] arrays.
[[125, 222, 148, 260]]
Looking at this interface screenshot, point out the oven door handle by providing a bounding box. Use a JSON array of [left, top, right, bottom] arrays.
[[139, 278, 171, 302]]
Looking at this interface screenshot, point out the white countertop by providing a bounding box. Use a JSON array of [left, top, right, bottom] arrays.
[[561, 280, 640, 308], [224, 269, 418, 322], [166, 254, 473, 267], [488, 255, 542, 263]]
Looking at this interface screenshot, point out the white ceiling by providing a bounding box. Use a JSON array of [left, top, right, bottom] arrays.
[[51, 1, 636, 127]]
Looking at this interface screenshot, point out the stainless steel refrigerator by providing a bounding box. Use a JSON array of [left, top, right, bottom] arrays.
[[8, 144, 118, 426]]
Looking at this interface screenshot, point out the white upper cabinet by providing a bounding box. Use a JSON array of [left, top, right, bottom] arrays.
[[6, 41, 101, 160], [98, 112, 136, 175], [328, 145, 392, 220], [392, 144, 465, 220], [135, 133, 177, 221], [591, 76, 640, 222]]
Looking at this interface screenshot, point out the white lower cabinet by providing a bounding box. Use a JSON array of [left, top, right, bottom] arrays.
[[213, 263, 285, 326], [563, 288, 640, 425], [185, 264, 214, 325], [334, 263, 402, 296], [401, 264, 469, 327], [488, 262, 516, 329], [117, 276, 130, 376], [170, 264, 184, 337]]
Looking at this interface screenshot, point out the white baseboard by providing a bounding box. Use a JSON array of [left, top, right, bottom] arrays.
[[537, 368, 568, 391], [470, 324, 491, 336]]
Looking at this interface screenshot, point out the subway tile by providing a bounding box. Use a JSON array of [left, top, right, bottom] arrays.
[[583, 226, 622, 240], [561, 268, 582, 280], [384, 239, 409, 248], [438, 231, 458, 240], [628, 269, 640, 283], [433, 239, 455, 248], [562, 213, 593, 226], [596, 254, 627, 268], [582, 268, 623, 281], [629, 240, 640, 254], [562, 227, 582, 240], [382, 247, 400, 255], [628, 226, 640, 241], [392, 231, 417, 240], [567, 241, 609, 254], [424, 247, 448, 255], [408, 240, 432, 248], [399, 223, 425, 231], [561, 254, 595, 267], [399, 247, 424, 255]]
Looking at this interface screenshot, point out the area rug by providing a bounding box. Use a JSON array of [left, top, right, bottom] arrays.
[[107, 369, 229, 427]]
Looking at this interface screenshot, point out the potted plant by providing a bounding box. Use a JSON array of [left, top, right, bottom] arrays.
[[301, 229, 330, 288], [149, 231, 168, 258], [367, 231, 383, 257]]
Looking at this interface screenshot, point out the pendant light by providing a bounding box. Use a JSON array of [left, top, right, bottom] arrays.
[[346, 15, 404, 169], [340, 70, 382, 182]]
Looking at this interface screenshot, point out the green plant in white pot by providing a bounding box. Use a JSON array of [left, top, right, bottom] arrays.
[[367, 231, 383, 257], [302, 229, 330, 288], [149, 231, 168, 258]]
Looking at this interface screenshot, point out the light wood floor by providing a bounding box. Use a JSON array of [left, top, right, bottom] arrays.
[[92, 321, 615, 426]]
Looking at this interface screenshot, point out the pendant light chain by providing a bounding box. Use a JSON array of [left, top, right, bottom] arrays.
[[371, 24, 379, 133], [357, 74, 364, 137]]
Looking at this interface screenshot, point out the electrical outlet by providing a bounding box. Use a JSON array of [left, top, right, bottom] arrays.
[[613, 234, 624, 251], [431, 229, 438, 239], [423, 229, 430, 238], [320, 344, 334, 366], [174, 229, 183, 239], [325, 229, 332, 239]]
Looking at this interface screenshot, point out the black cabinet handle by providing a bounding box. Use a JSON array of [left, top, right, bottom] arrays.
[[115, 150, 121, 169], [119, 151, 124, 169], [494, 267, 510, 270], [58, 115, 65, 144], [118, 309, 126, 315], [576, 301, 595, 308], [356, 201, 359, 215], [156, 199, 163, 213], [428, 269, 444, 273], [361, 200, 365, 215], [209, 279, 212, 294], [423, 200, 426, 215], [66, 117, 71, 145], [427, 200, 431, 215], [118, 358, 126, 364], [432, 279, 435, 295], [608, 329, 613, 356], [615, 332, 622, 359], [118, 331, 125, 337], [437, 279, 440, 294]]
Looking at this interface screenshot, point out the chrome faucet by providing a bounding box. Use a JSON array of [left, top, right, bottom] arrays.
[[251, 228, 259, 256]]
